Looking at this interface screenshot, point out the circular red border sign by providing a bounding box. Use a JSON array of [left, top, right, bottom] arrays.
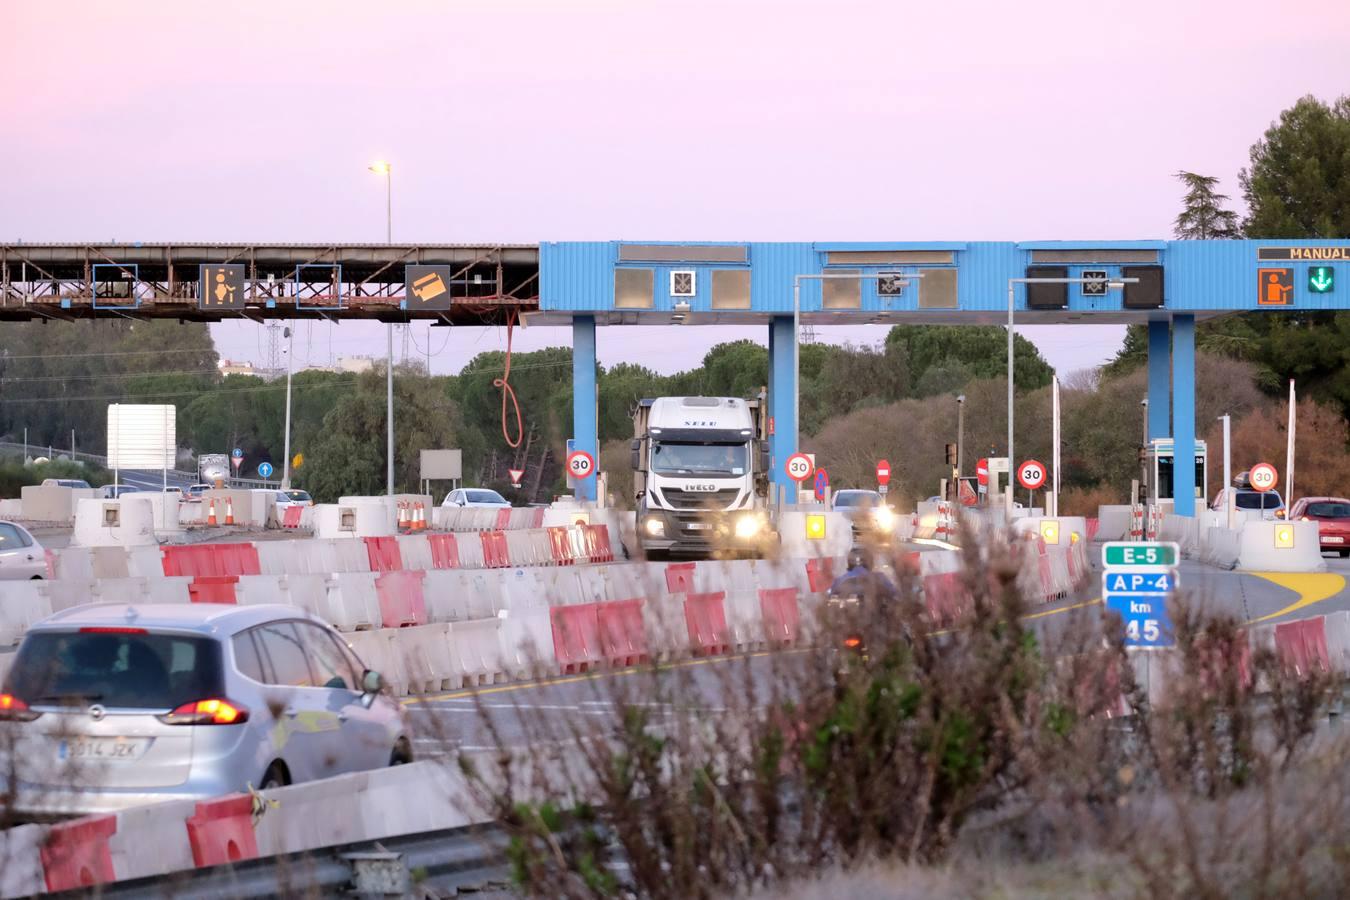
[[1017, 459, 1047, 490], [876, 459, 891, 485], [1249, 462, 1278, 492], [566, 450, 596, 480], [785, 453, 813, 483]]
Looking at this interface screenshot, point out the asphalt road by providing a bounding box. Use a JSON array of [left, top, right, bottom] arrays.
[[404, 552, 1350, 760]]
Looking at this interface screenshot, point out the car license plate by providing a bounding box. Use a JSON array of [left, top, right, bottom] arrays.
[[1326, 536, 1345, 544], [686, 523, 711, 531], [59, 738, 149, 761]]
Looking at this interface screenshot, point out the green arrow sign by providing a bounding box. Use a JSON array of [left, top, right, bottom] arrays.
[[1309, 266, 1335, 293]]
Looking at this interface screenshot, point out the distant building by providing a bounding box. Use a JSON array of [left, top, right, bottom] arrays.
[[217, 359, 259, 377]]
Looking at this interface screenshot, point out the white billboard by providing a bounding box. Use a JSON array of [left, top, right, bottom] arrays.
[[107, 404, 176, 469]]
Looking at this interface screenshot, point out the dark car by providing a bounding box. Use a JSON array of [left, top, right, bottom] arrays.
[[1288, 497, 1350, 557]]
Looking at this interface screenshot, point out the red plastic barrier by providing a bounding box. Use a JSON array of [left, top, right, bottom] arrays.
[[530, 507, 546, 528], [665, 562, 696, 594], [1035, 538, 1053, 601], [45, 548, 57, 579], [363, 536, 403, 573], [375, 570, 427, 627], [428, 533, 461, 569], [496, 508, 512, 530], [162, 544, 261, 578], [1086, 518, 1100, 541], [684, 592, 731, 656], [481, 531, 510, 568], [1275, 617, 1330, 678], [551, 602, 603, 673], [805, 558, 834, 594], [186, 794, 259, 867], [923, 571, 967, 625], [583, 524, 615, 564], [548, 527, 576, 566], [758, 588, 801, 647], [282, 506, 303, 529], [189, 575, 239, 604], [597, 598, 648, 667], [41, 814, 117, 892]]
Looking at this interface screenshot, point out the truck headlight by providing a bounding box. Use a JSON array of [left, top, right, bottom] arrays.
[[872, 506, 895, 532], [643, 517, 665, 537], [734, 514, 764, 539]]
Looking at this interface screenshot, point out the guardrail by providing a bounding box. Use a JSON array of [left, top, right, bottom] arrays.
[[0, 441, 274, 489]]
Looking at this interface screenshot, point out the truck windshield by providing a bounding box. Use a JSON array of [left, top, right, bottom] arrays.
[[652, 442, 747, 476]]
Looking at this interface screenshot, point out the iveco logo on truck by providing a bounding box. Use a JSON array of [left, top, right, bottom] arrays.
[[683, 420, 716, 427], [683, 484, 718, 492]]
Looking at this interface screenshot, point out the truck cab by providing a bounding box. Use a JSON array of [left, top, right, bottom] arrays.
[[631, 395, 774, 558]]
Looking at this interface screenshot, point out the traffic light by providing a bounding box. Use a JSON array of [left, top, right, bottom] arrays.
[[945, 443, 958, 466], [1025, 266, 1068, 310], [1122, 265, 1164, 309]]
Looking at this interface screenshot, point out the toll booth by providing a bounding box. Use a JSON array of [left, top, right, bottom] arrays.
[[1147, 439, 1207, 506]]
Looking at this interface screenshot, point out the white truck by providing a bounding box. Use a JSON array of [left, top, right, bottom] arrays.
[[630, 395, 775, 558], [198, 453, 230, 486]]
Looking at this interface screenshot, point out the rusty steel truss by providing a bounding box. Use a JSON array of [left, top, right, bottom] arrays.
[[0, 243, 540, 324]]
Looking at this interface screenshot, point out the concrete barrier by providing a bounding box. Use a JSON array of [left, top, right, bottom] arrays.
[[777, 510, 851, 560], [72, 497, 158, 547], [21, 484, 99, 523], [121, 491, 183, 535], [1236, 520, 1326, 573], [0, 581, 52, 646], [1096, 505, 1133, 542]]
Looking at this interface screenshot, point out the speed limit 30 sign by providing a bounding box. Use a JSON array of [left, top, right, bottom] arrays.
[[1248, 462, 1278, 492], [785, 453, 813, 483], [1017, 459, 1047, 491], [566, 449, 596, 480]]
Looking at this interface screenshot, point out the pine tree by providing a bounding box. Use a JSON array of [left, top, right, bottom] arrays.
[[1173, 171, 1243, 239]]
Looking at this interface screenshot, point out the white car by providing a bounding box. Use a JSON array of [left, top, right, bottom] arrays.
[[274, 489, 314, 513], [0, 521, 45, 580], [441, 488, 511, 509]]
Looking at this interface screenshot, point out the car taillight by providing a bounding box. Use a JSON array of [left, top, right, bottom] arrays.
[[157, 698, 249, 726], [843, 636, 863, 649], [0, 693, 40, 722], [79, 627, 148, 634]]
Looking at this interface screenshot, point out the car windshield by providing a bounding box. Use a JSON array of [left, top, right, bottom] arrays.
[[4, 630, 223, 710], [1235, 491, 1283, 510], [466, 490, 506, 504], [834, 491, 881, 509], [651, 441, 747, 476], [285, 490, 311, 502], [1307, 502, 1350, 518]]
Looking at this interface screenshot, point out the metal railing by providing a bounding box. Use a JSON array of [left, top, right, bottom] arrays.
[[0, 441, 274, 489]]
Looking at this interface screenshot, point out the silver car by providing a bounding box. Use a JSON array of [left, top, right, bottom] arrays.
[[0, 520, 45, 580], [0, 603, 409, 817]]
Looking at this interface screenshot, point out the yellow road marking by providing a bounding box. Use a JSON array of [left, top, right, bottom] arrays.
[[1245, 573, 1348, 624]]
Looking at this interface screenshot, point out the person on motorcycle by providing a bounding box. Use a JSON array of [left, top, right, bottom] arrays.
[[829, 547, 899, 601]]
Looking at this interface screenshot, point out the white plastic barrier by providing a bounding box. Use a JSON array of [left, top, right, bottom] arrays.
[[0, 823, 44, 898], [323, 573, 382, 630], [46, 578, 95, 612], [252, 768, 369, 857], [456, 532, 486, 568], [386, 623, 456, 694], [106, 796, 198, 881], [286, 574, 329, 617], [449, 616, 508, 686], [233, 575, 288, 607], [396, 533, 434, 571], [1322, 611, 1350, 673], [343, 629, 401, 691], [126, 546, 165, 578], [0, 498, 22, 518], [93, 577, 147, 605], [0, 581, 52, 646], [72, 497, 158, 547], [145, 577, 194, 604], [50, 546, 96, 580], [1236, 521, 1326, 573], [1201, 527, 1241, 569], [499, 606, 557, 679], [1096, 505, 1132, 542], [498, 568, 550, 612]]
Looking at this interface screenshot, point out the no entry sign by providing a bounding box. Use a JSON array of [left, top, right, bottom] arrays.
[[876, 459, 891, 486]]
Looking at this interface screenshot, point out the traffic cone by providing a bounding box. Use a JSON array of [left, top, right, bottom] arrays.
[[225, 496, 235, 526], [207, 498, 218, 526], [415, 502, 427, 531], [397, 501, 409, 531], [410, 502, 421, 532]]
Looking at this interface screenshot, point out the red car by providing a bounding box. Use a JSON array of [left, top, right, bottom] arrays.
[[1288, 497, 1350, 557]]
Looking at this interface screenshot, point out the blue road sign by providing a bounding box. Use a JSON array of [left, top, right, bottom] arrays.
[[1104, 571, 1176, 594], [1102, 542, 1178, 648], [232, 448, 244, 459], [814, 468, 829, 501], [258, 461, 274, 479]]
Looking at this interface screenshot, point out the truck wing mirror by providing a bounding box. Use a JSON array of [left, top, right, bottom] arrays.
[[758, 440, 770, 473], [630, 439, 643, 472]]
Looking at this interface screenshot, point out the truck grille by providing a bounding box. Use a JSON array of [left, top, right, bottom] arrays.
[[660, 488, 740, 510]]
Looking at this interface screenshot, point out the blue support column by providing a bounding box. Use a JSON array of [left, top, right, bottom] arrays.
[[1147, 320, 1170, 441], [768, 316, 797, 496], [1172, 315, 1197, 517], [572, 315, 597, 502]]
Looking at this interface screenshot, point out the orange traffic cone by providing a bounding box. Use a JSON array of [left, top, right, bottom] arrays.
[[207, 498, 218, 526], [397, 501, 409, 531], [225, 496, 235, 526], [414, 502, 426, 531]]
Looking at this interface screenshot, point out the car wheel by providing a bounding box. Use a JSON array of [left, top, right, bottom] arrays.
[[260, 762, 290, 790], [389, 739, 412, 767]]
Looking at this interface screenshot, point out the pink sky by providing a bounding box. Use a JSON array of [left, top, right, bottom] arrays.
[[3, 0, 1349, 375]]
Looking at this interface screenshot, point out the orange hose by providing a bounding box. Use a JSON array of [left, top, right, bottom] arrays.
[[494, 309, 524, 448]]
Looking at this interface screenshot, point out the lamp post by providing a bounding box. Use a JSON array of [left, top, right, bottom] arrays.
[[369, 161, 395, 497], [956, 393, 966, 498], [1005, 276, 1136, 517], [281, 325, 294, 490]]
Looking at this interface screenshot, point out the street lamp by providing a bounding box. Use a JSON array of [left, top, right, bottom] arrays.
[[369, 161, 395, 497], [1004, 276, 1135, 517], [281, 326, 294, 490], [956, 394, 966, 500]]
